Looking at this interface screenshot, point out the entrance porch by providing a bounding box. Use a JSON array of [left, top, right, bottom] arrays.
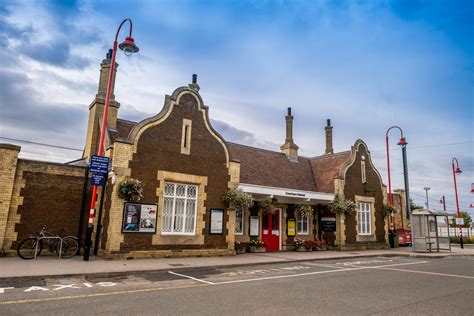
[[235, 183, 335, 251]]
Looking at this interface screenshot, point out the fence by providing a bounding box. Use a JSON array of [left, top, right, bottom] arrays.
[[437, 227, 473, 238]]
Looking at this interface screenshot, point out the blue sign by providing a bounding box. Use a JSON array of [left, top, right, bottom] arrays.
[[90, 155, 109, 186], [90, 155, 109, 174], [91, 173, 106, 186]]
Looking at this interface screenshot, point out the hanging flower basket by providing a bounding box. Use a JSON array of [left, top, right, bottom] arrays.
[[118, 177, 144, 201], [295, 205, 313, 217], [223, 188, 253, 209], [328, 195, 356, 214]]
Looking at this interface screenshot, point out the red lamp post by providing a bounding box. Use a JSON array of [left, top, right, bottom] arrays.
[[385, 126, 407, 231], [451, 158, 463, 249], [83, 18, 139, 261]]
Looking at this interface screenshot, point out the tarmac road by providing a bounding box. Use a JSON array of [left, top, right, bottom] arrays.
[[1, 256, 473, 315]]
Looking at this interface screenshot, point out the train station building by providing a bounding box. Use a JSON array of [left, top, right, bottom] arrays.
[[0, 55, 390, 258]]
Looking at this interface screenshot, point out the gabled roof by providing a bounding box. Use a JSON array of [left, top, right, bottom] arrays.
[[227, 142, 317, 192], [309, 151, 351, 193], [108, 119, 137, 142], [110, 117, 353, 194]]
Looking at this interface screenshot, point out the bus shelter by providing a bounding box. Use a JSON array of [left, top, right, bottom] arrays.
[[412, 209, 453, 253]]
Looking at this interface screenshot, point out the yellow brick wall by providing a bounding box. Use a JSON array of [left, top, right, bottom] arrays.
[[0, 144, 21, 253], [2, 156, 87, 254]]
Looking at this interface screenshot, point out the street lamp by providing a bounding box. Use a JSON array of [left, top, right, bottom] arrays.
[[451, 158, 463, 249], [386, 126, 413, 251], [423, 187, 430, 209], [83, 18, 139, 261]]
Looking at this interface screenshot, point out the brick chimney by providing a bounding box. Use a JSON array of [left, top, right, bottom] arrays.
[[280, 107, 299, 161], [325, 119, 334, 155], [97, 49, 118, 100], [83, 49, 120, 159]]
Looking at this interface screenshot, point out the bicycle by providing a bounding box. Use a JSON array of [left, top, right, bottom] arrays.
[[16, 225, 79, 260]]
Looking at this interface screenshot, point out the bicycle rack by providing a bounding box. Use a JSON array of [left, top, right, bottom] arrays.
[[34, 236, 63, 259]]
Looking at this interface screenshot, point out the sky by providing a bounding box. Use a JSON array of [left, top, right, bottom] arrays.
[[0, 0, 473, 215]]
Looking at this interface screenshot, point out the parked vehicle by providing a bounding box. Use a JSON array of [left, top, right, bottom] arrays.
[[397, 228, 412, 246], [16, 225, 78, 259]]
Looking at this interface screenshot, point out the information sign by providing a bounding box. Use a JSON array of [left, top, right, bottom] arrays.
[[209, 209, 224, 234], [249, 216, 260, 237], [287, 218, 296, 236], [321, 216, 336, 232]]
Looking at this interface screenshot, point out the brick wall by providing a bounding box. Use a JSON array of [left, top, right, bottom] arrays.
[[1, 156, 90, 254], [114, 91, 230, 252], [343, 142, 386, 245]]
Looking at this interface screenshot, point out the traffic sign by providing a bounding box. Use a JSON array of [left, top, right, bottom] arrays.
[[456, 218, 464, 225]]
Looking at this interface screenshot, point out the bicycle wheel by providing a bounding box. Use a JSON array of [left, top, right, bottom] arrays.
[[60, 237, 79, 258], [17, 237, 43, 260]]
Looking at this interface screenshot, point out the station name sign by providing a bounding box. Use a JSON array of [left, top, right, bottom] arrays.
[[285, 191, 306, 197]]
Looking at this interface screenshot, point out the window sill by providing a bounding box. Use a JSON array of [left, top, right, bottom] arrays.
[[161, 232, 196, 236]]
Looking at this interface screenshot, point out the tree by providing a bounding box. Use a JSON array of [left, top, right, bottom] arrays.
[[409, 197, 423, 210], [449, 211, 472, 228]]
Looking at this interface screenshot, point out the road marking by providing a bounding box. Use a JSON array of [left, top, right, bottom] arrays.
[[377, 267, 474, 280], [0, 283, 204, 306], [210, 261, 428, 285], [168, 271, 216, 285], [301, 262, 348, 269]]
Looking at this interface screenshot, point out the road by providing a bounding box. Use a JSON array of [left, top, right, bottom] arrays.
[[1, 256, 473, 315]]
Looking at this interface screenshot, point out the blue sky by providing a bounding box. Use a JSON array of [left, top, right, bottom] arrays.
[[0, 0, 473, 214]]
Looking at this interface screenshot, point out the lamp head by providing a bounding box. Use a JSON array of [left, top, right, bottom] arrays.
[[455, 167, 462, 174], [397, 137, 407, 146], [119, 36, 139, 56]]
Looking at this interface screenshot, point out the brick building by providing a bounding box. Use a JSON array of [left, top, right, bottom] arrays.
[[0, 55, 390, 258]]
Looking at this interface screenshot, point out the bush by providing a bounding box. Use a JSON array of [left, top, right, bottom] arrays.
[[248, 240, 266, 248], [450, 236, 474, 244]]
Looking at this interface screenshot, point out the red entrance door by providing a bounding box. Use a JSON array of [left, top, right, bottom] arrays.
[[262, 209, 280, 251]]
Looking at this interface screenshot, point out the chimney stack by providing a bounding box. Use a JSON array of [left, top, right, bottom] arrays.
[[325, 119, 334, 154], [97, 49, 118, 100], [280, 107, 299, 161], [189, 74, 200, 91]]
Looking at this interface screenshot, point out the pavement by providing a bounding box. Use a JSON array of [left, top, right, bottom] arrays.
[[1, 246, 473, 282]]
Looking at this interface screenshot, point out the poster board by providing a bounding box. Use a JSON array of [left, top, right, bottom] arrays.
[[287, 218, 296, 236], [210, 208, 224, 235], [249, 216, 260, 237], [122, 203, 157, 233]]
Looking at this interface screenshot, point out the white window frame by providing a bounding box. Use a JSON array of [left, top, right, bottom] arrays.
[[235, 207, 244, 235], [161, 182, 198, 235], [358, 202, 372, 235], [296, 214, 309, 235]]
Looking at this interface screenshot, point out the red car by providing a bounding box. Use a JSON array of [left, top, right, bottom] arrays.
[[397, 228, 412, 246]]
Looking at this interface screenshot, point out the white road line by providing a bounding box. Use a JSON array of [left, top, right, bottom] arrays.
[[301, 262, 348, 269], [211, 261, 429, 285], [168, 271, 216, 285], [377, 267, 474, 280]]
